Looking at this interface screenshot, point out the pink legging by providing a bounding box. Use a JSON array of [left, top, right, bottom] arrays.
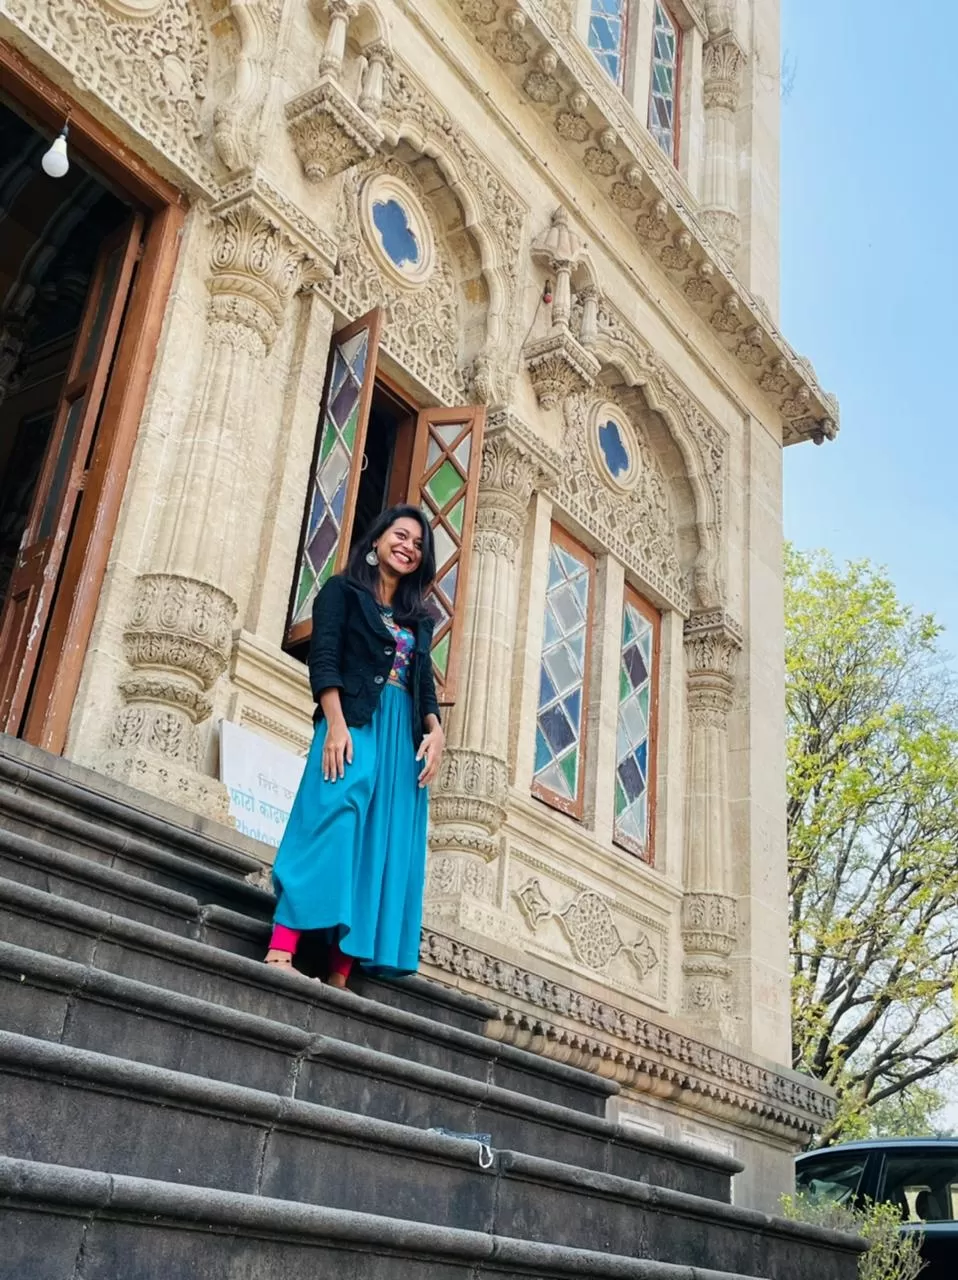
[[268, 925, 353, 979]]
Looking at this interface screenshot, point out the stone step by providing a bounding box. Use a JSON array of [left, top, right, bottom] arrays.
[[0, 1035, 860, 1280], [0, 889, 731, 1198], [0, 938, 717, 1195], [1, 1156, 791, 1280], [0, 828, 499, 1037], [0, 735, 264, 891]]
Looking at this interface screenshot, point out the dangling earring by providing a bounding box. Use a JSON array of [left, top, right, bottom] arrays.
[[365, 548, 378, 566]]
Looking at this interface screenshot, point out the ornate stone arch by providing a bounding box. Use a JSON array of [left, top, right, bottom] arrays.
[[377, 67, 527, 401], [557, 389, 689, 612], [581, 301, 728, 610]]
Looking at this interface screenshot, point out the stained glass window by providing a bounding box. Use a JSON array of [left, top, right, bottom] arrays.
[[533, 530, 594, 817], [598, 418, 630, 480], [648, 1, 681, 162], [589, 0, 629, 87], [409, 408, 485, 698], [288, 321, 375, 641], [372, 199, 420, 269], [614, 590, 659, 860]]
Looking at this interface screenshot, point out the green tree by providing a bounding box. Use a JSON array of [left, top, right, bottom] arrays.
[[786, 547, 958, 1145]]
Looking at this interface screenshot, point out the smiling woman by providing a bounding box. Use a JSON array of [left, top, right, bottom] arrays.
[[266, 504, 444, 987]]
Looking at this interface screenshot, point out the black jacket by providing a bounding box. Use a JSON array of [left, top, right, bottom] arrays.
[[307, 574, 441, 748]]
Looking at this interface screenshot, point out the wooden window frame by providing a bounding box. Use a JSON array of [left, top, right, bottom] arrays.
[[648, 0, 684, 166], [284, 335, 483, 706], [613, 584, 661, 864], [531, 524, 596, 822], [284, 309, 384, 651], [406, 405, 485, 705], [0, 39, 186, 754]]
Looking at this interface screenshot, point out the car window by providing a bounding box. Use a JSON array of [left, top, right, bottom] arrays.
[[795, 1155, 867, 1206], [882, 1153, 958, 1223]]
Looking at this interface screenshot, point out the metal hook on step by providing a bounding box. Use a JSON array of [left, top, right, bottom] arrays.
[[428, 1127, 495, 1170]]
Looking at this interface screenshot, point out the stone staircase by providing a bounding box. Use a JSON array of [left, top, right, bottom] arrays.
[[0, 735, 864, 1279]]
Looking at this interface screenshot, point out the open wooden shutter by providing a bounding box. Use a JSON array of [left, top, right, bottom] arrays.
[[285, 309, 382, 647], [407, 406, 485, 704], [0, 215, 143, 733]]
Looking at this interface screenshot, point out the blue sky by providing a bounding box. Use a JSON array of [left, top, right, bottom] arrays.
[[780, 0, 958, 652]]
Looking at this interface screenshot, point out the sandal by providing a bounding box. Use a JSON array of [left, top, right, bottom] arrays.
[[264, 949, 294, 970]]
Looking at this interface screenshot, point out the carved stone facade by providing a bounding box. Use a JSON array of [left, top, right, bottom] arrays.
[[4, 0, 834, 1211]]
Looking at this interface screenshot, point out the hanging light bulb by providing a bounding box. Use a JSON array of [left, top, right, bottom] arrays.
[[41, 125, 70, 179]]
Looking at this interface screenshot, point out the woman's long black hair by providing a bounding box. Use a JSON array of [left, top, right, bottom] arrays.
[[345, 504, 437, 626]]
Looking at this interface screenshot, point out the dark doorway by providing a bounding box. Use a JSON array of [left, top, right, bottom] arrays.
[[0, 92, 137, 731], [349, 379, 416, 551]]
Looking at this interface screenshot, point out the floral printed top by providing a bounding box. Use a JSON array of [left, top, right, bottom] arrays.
[[382, 613, 415, 687]]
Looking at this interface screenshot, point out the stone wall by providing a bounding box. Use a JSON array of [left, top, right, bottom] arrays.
[[0, 0, 838, 1208]]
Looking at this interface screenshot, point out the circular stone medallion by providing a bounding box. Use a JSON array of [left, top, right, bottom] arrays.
[[588, 402, 639, 492], [360, 174, 435, 288]]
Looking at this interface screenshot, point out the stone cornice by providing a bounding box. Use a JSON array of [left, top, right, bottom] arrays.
[[450, 0, 838, 447], [420, 927, 835, 1140]]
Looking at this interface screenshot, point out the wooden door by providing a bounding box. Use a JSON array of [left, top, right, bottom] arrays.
[[0, 215, 143, 733]]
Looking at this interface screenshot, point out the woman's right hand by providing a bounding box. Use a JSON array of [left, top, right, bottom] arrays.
[[322, 718, 353, 782]]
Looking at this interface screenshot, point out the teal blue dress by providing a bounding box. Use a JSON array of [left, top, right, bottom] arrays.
[[271, 617, 429, 976]]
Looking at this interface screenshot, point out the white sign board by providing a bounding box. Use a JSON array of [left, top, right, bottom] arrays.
[[220, 719, 307, 848]]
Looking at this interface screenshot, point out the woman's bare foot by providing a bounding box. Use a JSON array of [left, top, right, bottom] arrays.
[[326, 972, 348, 989], [265, 948, 294, 970]]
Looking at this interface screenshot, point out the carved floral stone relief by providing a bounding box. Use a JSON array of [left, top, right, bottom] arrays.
[[7, 0, 215, 189], [515, 877, 660, 982]]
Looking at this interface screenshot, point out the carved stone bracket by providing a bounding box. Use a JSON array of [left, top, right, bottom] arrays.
[[286, 76, 383, 184], [524, 330, 600, 409], [212, 0, 279, 175], [525, 207, 601, 408], [515, 878, 660, 981], [446, 0, 838, 444]]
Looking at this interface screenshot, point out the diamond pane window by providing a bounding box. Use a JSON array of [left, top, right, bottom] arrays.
[[614, 589, 659, 861], [407, 407, 485, 701], [286, 311, 381, 647], [648, 1, 681, 163], [589, 0, 629, 87], [532, 529, 595, 818]]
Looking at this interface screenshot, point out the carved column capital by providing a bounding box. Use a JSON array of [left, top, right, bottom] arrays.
[[474, 411, 561, 555], [702, 32, 746, 112], [684, 609, 742, 695], [100, 573, 237, 821], [430, 747, 509, 860], [207, 195, 311, 352]]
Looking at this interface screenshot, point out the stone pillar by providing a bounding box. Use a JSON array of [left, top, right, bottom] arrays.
[[701, 3, 746, 262], [425, 413, 556, 936], [358, 41, 391, 119], [681, 608, 743, 1037], [100, 191, 313, 819], [319, 0, 356, 78]]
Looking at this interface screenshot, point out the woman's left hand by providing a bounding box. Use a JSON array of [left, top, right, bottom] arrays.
[[416, 724, 445, 789]]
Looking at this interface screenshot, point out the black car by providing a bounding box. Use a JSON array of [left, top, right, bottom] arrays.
[[795, 1137, 958, 1279]]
